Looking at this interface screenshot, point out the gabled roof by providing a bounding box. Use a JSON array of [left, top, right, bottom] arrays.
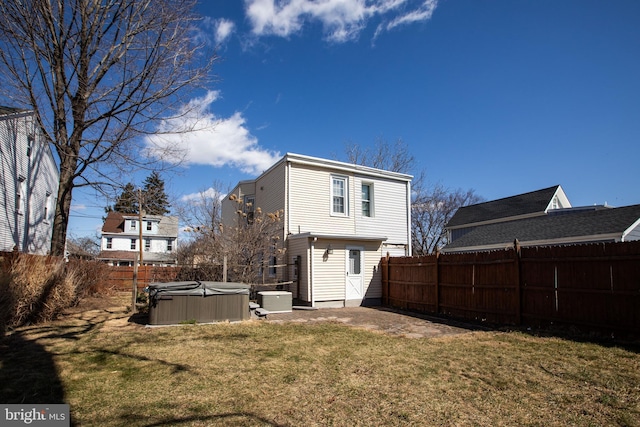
[[101, 211, 178, 237], [443, 204, 640, 252], [446, 185, 566, 228], [102, 211, 125, 233]]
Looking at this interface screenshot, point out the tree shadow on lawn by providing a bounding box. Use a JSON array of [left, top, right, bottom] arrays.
[[0, 305, 135, 404], [0, 330, 65, 404], [133, 412, 287, 427]]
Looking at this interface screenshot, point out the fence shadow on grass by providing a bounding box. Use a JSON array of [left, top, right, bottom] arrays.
[[371, 305, 493, 332]]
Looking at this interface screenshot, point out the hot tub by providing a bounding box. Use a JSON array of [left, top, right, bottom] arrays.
[[147, 281, 250, 325]]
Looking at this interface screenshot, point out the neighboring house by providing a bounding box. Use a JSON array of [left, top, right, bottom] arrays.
[[221, 153, 412, 308], [97, 211, 179, 266], [443, 185, 640, 253], [0, 106, 59, 255]]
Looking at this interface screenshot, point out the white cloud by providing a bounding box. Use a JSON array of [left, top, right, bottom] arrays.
[[181, 187, 226, 203], [215, 19, 236, 44], [144, 90, 281, 176], [245, 0, 438, 42]]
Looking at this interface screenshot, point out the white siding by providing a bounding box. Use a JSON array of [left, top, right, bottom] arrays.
[[287, 163, 409, 245], [255, 161, 286, 216], [312, 239, 347, 302], [354, 175, 409, 245], [0, 110, 58, 255], [289, 163, 364, 236], [310, 239, 383, 303]]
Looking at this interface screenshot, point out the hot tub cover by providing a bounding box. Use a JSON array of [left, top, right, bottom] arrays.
[[147, 281, 250, 299]]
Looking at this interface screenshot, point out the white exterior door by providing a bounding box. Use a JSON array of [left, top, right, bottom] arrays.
[[345, 247, 364, 300]]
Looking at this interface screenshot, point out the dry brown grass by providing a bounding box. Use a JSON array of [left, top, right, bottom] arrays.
[[1, 294, 639, 426], [0, 254, 108, 332]]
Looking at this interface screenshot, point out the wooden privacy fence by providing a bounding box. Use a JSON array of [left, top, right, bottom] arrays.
[[104, 266, 182, 291], [381, 240, 640, 333]]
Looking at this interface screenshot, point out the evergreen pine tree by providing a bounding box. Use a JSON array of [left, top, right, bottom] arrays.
[[142, 171, 170, 215], [113, 182, 139, 214]]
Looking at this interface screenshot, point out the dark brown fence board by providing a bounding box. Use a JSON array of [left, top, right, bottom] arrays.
[[382, 241, 640, 333]]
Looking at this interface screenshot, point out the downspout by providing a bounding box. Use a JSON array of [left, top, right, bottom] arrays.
[[286, 160, 291, 235], [406, 180, 412, 256], [310, 237, 316, 307]]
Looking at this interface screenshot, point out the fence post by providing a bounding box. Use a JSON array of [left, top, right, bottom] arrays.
[[223, 255, 228, 283], [132, 253, 139, 314], [514, 239, 522, 325], [381, 253, 389, 306]]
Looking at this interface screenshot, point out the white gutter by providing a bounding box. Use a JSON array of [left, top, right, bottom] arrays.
[[286, 153, 413, 182]]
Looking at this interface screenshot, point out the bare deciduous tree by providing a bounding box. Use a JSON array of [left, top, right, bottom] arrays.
[[412, 184, 483, 255], [344, 137, 415, 173], [0, 0, 215, 255], [177, 186, 286, 284], [342, 138, 482, 255]]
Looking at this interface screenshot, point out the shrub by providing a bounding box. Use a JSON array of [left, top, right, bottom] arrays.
[[0, 253, 109, 334]]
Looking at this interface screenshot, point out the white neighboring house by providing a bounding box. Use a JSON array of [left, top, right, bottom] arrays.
[[98, 211, 178, 266], [0, 106, 59, 255], [222, 153, 412, 308]]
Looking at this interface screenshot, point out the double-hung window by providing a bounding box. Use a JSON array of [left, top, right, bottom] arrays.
[[362, 183, 372, 217], [332, 176, 347, 215]]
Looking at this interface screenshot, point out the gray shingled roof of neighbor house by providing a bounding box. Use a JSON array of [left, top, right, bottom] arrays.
[[444, 204, 640, 251], [446, 185, 560, 228]]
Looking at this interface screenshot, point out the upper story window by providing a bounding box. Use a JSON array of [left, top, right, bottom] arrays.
[[44, 192, 52, 222], [106, 237, 112, 249], [244, 195, 255, 223], [130, 239, 136, 250], [16, 176, 26, 214], [362, 183, 372, 217], [146, 221, 152, 231], [167, 239, 173, 252], [332, 176, 347, 215], [130, 220, 137, 230], [144, 238, 151, 251]]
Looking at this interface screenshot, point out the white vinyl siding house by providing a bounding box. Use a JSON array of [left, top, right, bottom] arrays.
[[223, 153, 412, 308], [98, 212, 179, 266], [0, 107, 59, 255]]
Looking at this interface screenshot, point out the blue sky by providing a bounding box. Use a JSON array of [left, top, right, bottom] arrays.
[[68, 0, 640, 238]]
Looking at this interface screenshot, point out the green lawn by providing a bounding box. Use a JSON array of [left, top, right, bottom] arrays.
[[1, 297, 639, 426]]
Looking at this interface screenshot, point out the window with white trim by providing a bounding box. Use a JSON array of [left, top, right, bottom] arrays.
[[144, 238, 151, 251], [130, 220, 137, 230], [130, 239, 136, 250], [362, 183, 372, 217], [167, 239, 173, 252], [332, 176, 347, 215], [106, 237, 112, 249]]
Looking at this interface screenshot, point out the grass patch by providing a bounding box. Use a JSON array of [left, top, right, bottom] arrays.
[[1, 296, 639, 426]]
